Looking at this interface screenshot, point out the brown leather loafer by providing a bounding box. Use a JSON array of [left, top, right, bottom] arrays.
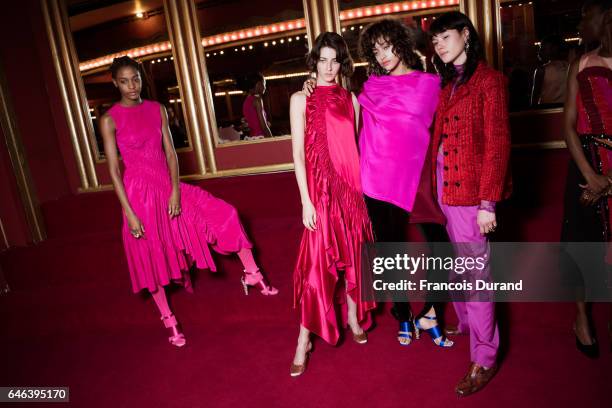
[[455, 362, 497, 397]]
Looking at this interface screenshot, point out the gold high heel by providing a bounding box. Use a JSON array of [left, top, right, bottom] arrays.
[[290, 342, 312, 377], [352, 329, 368, 344]]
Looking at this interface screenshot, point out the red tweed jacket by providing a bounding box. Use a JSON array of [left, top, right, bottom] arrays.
[[432, 62, 512, 206]]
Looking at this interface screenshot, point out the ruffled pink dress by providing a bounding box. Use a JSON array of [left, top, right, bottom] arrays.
[[293, 85, 375, 345], [108, 100, 252, 293]]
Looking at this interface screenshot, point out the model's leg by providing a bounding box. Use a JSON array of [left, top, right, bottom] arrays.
[[365, 195, 415, 344], [574, 301, 594, 345], [412, 223, 453, 346], [416, 223, 450, 322], [151, 286, 186, 347], [346, 287, 368, 344], [237, 248, 278, 295], [290, 325, 312, 377]]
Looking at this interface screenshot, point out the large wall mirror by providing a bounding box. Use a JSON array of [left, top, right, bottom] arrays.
[[68, 0, 191, 161], [196, 0, 307, 146], [337, 0, 461, 94], [500, 0, 583, 112]]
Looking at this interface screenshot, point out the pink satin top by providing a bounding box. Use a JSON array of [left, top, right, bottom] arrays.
[[358, 71, 441, 212]]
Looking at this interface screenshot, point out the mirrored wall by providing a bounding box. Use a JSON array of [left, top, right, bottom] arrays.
[[196, 0, 307, 145], [500, 0, 583, 112], [68, 0, 190, 160]]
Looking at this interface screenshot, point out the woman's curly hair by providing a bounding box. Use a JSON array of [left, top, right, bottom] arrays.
[[429, 11, 484, 87], [306, 32, 354, 77], [358, 18, 424, 76]]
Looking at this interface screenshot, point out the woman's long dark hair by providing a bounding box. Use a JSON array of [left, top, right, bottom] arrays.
[[429, 11, 484, 87], [306, 32, 354, 77], [359, 18, 424, 76]]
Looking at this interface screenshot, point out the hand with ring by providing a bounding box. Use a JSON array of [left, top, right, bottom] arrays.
[[477, 209, 497, 235], [168, 189, 182, 219], [127, 212, 145, 239], [302, 77, 316, 97]]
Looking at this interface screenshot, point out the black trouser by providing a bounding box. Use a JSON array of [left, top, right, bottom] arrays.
[[365, 195, 449, 323]]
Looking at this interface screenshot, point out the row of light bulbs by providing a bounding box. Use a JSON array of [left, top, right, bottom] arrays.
[[80, 0, 455, 71], [205, 24, 369, 59], [150, 56, 174, 64], [501, 2, 534, 8], [205, 35, 309, 58]]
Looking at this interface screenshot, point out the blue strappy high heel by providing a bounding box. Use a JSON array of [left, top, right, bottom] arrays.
[[414, 315, 454, 348], [397, 320, 419, 346]]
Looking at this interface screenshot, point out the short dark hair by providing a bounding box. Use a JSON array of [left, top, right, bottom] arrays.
[[306, 32, 354, 77], [236, 72, 264, 92], [110, 56, 140, 79], [358, 18, 424, 76], [429, 11, 484, 87]]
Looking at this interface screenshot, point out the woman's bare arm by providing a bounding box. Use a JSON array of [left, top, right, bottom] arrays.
[[290, 91, 316, 230], [100, 113, 145, 235], [160, 104, 181, 218], [100, 114, 134, 217]]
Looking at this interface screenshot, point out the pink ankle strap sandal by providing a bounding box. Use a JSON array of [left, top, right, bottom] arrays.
[[240, 269, 279, 296], [161, 314, 186, 347]]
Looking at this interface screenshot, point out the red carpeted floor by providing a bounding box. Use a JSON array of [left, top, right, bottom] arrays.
[[1, 150, 611, 407]]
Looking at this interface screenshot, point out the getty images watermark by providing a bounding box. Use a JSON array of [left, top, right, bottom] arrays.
[[360, 242, 612, 302], [372, 252, 522, 292]]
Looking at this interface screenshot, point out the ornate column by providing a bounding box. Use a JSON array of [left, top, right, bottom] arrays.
[[41, 0, 99, 189], [164, 0, 217, 174], [303, 0, 342, 47], [461, 0, 503, 70]]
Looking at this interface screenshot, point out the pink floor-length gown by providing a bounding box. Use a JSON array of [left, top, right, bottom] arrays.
[[108, 100, 252, 293], [293, 84, 375, 345]]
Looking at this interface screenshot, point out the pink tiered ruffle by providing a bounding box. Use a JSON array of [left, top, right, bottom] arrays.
[[293, 86, 375, 345], [122, 169, 252, 293]]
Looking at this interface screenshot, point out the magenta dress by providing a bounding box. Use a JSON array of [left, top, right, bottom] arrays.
[[242, 94, 266, 137], [108, 100, 252, 293], [293, 85, 375, 345], [358, 71, 441, 213]]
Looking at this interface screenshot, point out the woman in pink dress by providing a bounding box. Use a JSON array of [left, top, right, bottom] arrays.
[[238, 72, 273, 138], [100, 56, 277, 348], [289, 32, 375, 376]]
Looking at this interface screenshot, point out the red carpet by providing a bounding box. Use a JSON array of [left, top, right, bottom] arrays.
[[1, 150, 611, 407]]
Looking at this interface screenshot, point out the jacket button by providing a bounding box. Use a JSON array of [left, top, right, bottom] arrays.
[[454, 115, 459, 121], [444, 166, 449, 170], [454, 165, 458, 170], [442, 133, 448, 139], [455, 182, 461, 187], [444, 151, 449, 156], [444, 181, 449, 186], [444, 117, 449, 123]]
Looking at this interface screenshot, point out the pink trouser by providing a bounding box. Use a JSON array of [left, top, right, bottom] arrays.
[[436, 149, 499, 368]]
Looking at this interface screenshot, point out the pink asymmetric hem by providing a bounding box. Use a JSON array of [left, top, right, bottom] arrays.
[[108, 100, 252, 294]]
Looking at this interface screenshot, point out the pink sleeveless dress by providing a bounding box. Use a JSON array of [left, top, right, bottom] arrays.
[[107, 100, 252, 293], [293, 85, 375, 345], [242, 94, 266, 136]]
